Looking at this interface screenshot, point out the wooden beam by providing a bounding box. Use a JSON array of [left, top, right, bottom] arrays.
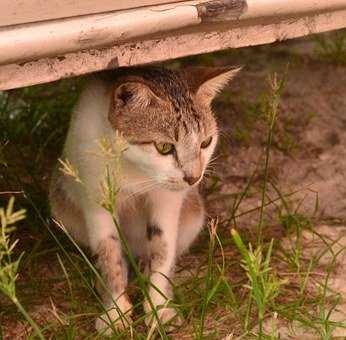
[[0, 0, 247, 65], [1, 0, 345, 65], [0, 3, 346, 90], [0, 0, 182, 27], [244, 0, 346, 19]]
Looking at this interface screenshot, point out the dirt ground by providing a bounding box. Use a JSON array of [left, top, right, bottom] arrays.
[[1, 33, 346, 339], [205, 37, 346, 337]]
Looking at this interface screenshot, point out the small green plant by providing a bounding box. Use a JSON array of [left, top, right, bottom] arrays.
[[0, 197, 44, 339], [315, 31, 346, 65], [198, 219, 226, 337], [257, 70, 287, 245], [231, 229, 282, 339]]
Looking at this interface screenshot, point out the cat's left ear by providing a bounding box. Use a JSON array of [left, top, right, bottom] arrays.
[[183, 66, 242, 105], [112, 81, 158, 110]]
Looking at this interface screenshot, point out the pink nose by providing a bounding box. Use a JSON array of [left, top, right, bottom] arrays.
[[183, 175, 200, 185]]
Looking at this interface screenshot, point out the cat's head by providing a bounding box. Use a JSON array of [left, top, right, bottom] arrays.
[[108, 66, 240, 191]]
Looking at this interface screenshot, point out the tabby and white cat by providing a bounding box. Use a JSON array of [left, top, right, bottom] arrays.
[[49, 66, 240, 333]]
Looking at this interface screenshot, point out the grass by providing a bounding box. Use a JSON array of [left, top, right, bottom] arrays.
[[0, 197, 44, 339], [1, 36, 346, 339], [314, 31, 346, 65]]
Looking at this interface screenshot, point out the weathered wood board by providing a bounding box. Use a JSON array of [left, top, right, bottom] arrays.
[[0, 0, 346, 90], [0, 0, 182, 27]]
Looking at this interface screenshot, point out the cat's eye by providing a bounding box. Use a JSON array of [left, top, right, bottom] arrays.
[[201, 136, 212, 149], [155, 142, 175, 155]]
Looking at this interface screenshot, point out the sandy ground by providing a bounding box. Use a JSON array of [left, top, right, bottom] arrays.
[[203, 38, 346, 338], [209, 42, 346, 221]]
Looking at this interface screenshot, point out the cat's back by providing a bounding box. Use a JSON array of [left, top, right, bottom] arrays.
[[67, 75, 113, 146]]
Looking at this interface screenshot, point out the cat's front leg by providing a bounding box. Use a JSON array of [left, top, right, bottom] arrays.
[[144, 191, 184, 328], [83, 204, 133, 334]]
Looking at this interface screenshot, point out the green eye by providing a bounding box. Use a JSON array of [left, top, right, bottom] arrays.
[[155, 142, 175, 155], [201, 136, 212, 149]]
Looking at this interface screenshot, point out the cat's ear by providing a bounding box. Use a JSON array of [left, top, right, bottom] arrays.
[[112, 81, 158, 111], [184, 66, 242, 105]]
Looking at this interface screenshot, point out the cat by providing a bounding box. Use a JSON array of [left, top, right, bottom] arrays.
[[49, 65, 240, 333]]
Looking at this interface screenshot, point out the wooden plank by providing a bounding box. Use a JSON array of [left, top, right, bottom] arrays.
[[1, 8, 345, 90], [0, 1, 205, 65], [2, 0, 345, 66], [245, 0, 346, 19], [0, 0, 182, 27]]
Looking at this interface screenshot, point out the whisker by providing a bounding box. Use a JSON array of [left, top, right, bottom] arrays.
[[206, 160, 220, 167], [123, 182, 158, 202], [122, 178, 156, 189], [205, 162, 220, 170], [218, 128, 232, 140], [218, 130, 234, 148], [125, 181, 156, 195], [208, 154, 223, 165], [203, 171, 217, 177]]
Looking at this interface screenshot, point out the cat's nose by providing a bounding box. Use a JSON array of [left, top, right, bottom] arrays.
[[183, 175, 201, 186]]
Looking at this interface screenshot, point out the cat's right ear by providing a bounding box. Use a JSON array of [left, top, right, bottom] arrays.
[[183, 66, 242, 106], [112, 82, 157, 112]]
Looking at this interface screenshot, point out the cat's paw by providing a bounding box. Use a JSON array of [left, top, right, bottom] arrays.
[[96, 309, 132, 335], [145, 305, 183, 332], [96, 299, 133, 335]]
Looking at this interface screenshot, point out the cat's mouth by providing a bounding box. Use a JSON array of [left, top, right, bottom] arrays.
[[160, 177, 199, 191], [159, 181, 186, 191]]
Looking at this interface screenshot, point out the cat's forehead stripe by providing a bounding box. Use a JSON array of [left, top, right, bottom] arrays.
[[174, 114, 201, 142], [182, 120, 188, 134]]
